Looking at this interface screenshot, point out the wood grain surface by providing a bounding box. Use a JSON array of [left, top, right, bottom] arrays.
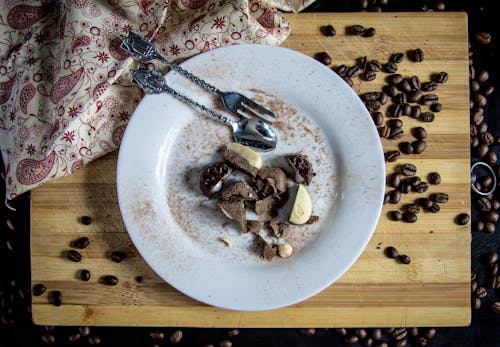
[[31, 12, 471, 327]]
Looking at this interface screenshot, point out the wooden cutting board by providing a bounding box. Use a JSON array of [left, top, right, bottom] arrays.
[[30, 12, 471, 327]]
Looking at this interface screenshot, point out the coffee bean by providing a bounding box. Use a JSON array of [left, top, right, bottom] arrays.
[[390, 52, 404, 64], [228, 329, 239, 336], [394, 93, 407, 104], [480, 132, 494, 145], [409, 176, 421, 186], [473, 93, 487, 107], [428, 202, 440, 213], [399, 79, 412, 93], [421, 81, 437, 92], [390, 127, 404, 140], [420, 112, 435, 122], [472, 280, 478, 292], [492, 302, 500, 314], [409, 48, 424, 62], [399, 181, 412, 194], [42, 334, 56, 344], [393, 328, 407, 340], [362, 337, 373, 347], [436, 72, 449, 83], [79, 326, 91, 337], [367, 60, 382, 72], [432, 193, 449, 203], [399, 142, 413, 154], [348, 25, 365, 35], [371, 328, 382, 340], [473, 297, 481, 310], [478, 197, 492, 211], [388, 74, 403, 85], [336, 65, 348, 76], [410, 127, 426, 141], [487, 211, 499, 223], [33, 283, 46, 296], [357, 56, 368, 69], [398, 254, 411, 264], [412, 140, 426, 154], [385, 150, 400, 162], [485, 222, 496, 233], [220, 339, 232, 347], [406, 204, 421, 214], [170, 330, 183, 343], [416, 337, 427, 347], [477, 144, 489, 158], [427, 172, 441, 184], [421, 94, 439, 105], [355, 329, 368, 339], [347, 65, 361, 78], [492, 199, 500, 210], [315, 52, 332, 65], [402, 103, 411, 116], [374, 342, 389, 347], [388, 119, 403, 128], [486, 151, 497, 164], [388, 173, 402, 188], [322, 24, 336, 36], [363, 27, 376, 37], [455, 213, 470, 225], [383, 62, 398, 73], [379, 92, 388, 105], [88, 335, 101, 345], [430, 103, 442, 112], [475, 286, 487, 299], [478, 121, 488, 133], [362, 92, 380, 100], [81, 216, 92, 225], [69, 333, 81, 342], [476, 32, 491, 45], [336, 328, 348, 336], [401, 163, 417, 176], [403, 212, 417, 223], [390, 104, 403, 118], [476, 70, 490, 83], [342, 76, 353, 87], [385, 85, 399, 97], [475, 220, 485, 232], [389, 190, 401, 203], [471, 136, 480, 148], [423, 328, 436, 340], [300, 328, 316, 335], [366, 100, 381, 112], [372, 112, 384, 126], [345, 335, 359, 344], [49, 290, 62, 306], [471, 80, 480, 92], [71, 237, 90, 249], [413, 182, 429, 193], [378, 126, 390, 138], [483, 85, 494, 96], [101, 275, 118, 286], [364, 70, 377, 81], [408, 90, 423, 103], [110, 251, 126, 263], [80, 269, 91, 281], [389, 211, 403, 221], [67, 250, 82, 262]]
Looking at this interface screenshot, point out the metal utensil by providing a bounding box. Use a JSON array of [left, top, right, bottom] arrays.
[[130, 66, 277, 151], [120, 31, 275, 123]]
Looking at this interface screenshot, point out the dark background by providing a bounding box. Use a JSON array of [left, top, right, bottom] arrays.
[[2, 0, 500, 346]]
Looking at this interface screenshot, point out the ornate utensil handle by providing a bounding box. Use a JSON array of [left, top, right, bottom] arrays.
[[130, 67, 231, 125], [121, 32, 221, 95]]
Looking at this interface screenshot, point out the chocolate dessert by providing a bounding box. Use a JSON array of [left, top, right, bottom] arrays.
[[199, 162, 233, 197], [255, 167, 288, 196], [220, 145, 259, 177], [219, 180, 257, 201], [217, 198, 246, 232], [254, 234, 278, 261], [285, 153, 316, 185]]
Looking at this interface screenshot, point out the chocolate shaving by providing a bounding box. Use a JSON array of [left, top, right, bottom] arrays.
[[246, 220, 262, 234], [254, 234, 278, 261], [255, 167, 288, 196], [285, 153, 316, 185], [269, 221, 292, 238], [219, 180, 257, 201], [220, 145, 259, 177], [217, 198, 246, 232]]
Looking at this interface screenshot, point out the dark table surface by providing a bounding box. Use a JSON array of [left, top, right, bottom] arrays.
[[2, 0, 500, 346]]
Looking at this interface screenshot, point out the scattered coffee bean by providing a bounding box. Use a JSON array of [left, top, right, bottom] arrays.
[[390, 104, 403, 118], [409, 176, 421, 186], [71, 237, 90, 249], [49, 290, 62, 306], [348, 24, 365, 35], [388, 73, 403, 85], [477, 143, 489, 157], [220, 340, 232, 347], [390, 52, 404, 63], [79, 326, 91, 336], [436, 72, 449, 83], [403, 212, 417, 223], [486, 211, 499, 223], [383, 62, 398, 73], [412, 127, 427, 141], [67, 250, 82, 262], [362, 92, 380, 100], [398, 254, 411, 264], [389, 211, 403, 221], [399, 142, 414, 155], [366, 100, 382, 112], [399, 79, 412, 93], [428, 172, 441, 184], [421, 94, 439, 105], [472, 280, 478, 292], [475, 220, 485, 232], [385, 85, 399, 97], [399, 181, 412, 194], [409, 48, 424, 62], [367, 60, 382, 72], [355, 329, 368, 339], [475, 286, 487, 299], [430, 103, 442, 112], [423, 328, 436, 340], [418, 198, 433, 209], [378, 125, 390, 138], [150, 330, 165, 340], [492, 301, 500, 314], [473, 93, 487, 107], [81, 216, 92, 225], [88, 335, 101, 345], [483, 85, 494, 96], [33, 283, 46, 296], [484, 252, 498, 265], [345, 335, 359, 344], [170, 330, 183, 343], [110, 251, 126, 263], [401, 163, 417, 176], [315, 52, 332, 65], [364, 70, 377, 81], [379, 92, 388, 104], [394, 93, 407, 104], [336, 65, 348, 76], [390, 127, 404, 140], [413, 182, 429, 193], [480, 132, 494, 145], [347, 65, 361, 78], [473, 297, 481, 309], [336, 328, 348, 336], [406, 204, 421, 214], [432, 193, 449, 203], [385, 150, 401, 162], [228, 329, 239, 336], [412, 140, 426, 154], [393, 328, 407, 340], [372, 112, 384, 126], [389, 190, 402, 204], [428, 202, 440, 213], [101, 275, 118, 286], [388, 173, 402, 188], [388, 119, 403, 128], [42, 333, 56, 344], [485, 222, 496, 233], [420, 112, 435, 122], [362, 337, 374, 347], [408, 90, 423, 103], [342, 76, 353, 87], [69, 332, 81, 342], [455, 213, 470, 225], [421, 81, 437, 92], [357, 56, 368, 69], [363, 27, 376, 37], [322, 24, 336, 36], [476, 32, 491, 45], [486, 151, 497, 164], [478, 197, 492, 211], [471, 80, 481, 92], [80, 269, 91, 281]]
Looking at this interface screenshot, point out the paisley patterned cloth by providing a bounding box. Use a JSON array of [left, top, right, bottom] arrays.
[[0, 0, 315, 200]]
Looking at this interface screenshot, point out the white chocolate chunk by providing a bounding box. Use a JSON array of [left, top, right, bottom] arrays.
[[289, 184, 312, 225], [227, 142, 262, 169], [278, 243, 294, 258]]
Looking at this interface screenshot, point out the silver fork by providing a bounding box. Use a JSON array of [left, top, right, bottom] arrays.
[[120, 31, 275, 123]]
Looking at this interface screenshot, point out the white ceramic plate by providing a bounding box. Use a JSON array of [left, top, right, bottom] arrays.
[[117, 44, 385, 311]]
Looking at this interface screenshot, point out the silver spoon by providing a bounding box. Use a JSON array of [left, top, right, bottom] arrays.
[[130, 67, 277, 151]]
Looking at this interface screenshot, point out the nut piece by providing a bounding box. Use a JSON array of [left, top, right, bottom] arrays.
[[221, 142, 262, 176], [200, 162, 233, 197], [289, 184, 312, 225], [278, 243, 294, 258]]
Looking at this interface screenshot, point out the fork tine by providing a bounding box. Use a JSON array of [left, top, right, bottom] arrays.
[[240, 96, 275, 118], [236, 105, 273, 124]]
